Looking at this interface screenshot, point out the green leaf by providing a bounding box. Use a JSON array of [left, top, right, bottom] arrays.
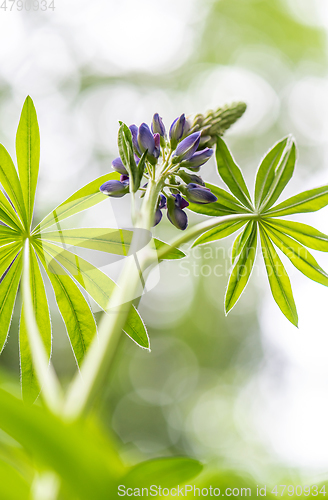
[[0, 225, 22, 246], [32, 172, 120, 233], [259, 225, 298, 326], [265, 218, 328, 252], [16, 96, 40, 226], [254, 137, 288, 208], [0, 189, 24, 231], [0, 145, 27, 228], [231, 221, 254, 264], [118, 122, 139, 192], [225, 224, 257, 313], [0, 253, 22, 353], [215, 137, 253, 209], [153, 238, 186, 260], [33, 240, 149, 349], [137, 150, 148, 181], [0, 242, 23, 279], [262, 223, 328, 287], [265, 185, 328, 217], [260, 138, 296, 211], [123, 457, 203, 490], [188, 183, 251, 217], [34, 243, 97, 366], [192, 220, 246, 247], [19, 246, 51, 404], [0, 387, 125, 500], [38, 228, 186, 260]]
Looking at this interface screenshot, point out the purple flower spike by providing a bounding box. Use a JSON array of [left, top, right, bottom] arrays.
[[186, 183, 218, 204], [129, 124, 141, 155], [174, 132, 201, 161], [112, 157, 128, 176], [138, 123, 155, 155], [153, 209, 163, 227], [180, 148, 213, 170], [99, 180, 129, 198], [152, 113, 166, 138]]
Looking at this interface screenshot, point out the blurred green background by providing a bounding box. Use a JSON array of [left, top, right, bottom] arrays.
[[1, 0, 328, 491]]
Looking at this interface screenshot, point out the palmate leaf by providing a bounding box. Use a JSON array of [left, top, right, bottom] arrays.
[[225, 223, 257, 313], [262, 223, 328, 287], [19, 246, 51, 404], [33, 239, 149, 349], [259, 225, 298, 326]]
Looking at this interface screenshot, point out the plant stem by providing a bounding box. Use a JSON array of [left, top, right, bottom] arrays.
[[63, 179, 163, 419], [22, 240, 63, 414]]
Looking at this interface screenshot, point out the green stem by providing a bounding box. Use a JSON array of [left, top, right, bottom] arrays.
[[63, 179, 163, 419], [22, 240, 63, 414]]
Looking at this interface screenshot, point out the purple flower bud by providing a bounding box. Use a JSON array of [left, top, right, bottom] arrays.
[[138, 123, 155, 155], [120, 175, 129, 182], [129, 124, 141, 155], [112, 157, 128, 176], [186, 183, 218, 204], [174, 132, 201, 161], [180, 148, 213, 170], [174, 193, 189, 209], [169, 114, 186, 148], [153, 133, 160, 159], [158, 194, 167, 209], [153, 209, 163, 227], [152, 113, 166, 138], [99, 180, 129, 198]]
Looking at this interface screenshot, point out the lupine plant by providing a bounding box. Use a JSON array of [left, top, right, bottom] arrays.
[[0, 97, 328, 498]]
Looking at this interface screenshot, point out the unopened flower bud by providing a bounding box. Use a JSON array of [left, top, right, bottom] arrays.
[[179, 148, 213, 170], [186, 183, 217, 204], [173, 132, 201, 163], [153, 209, 163, 226], [99, 179, 129, 198], [167, 195, 188, 230], [169, 114, 186, 149], [152, 113, 166, 139]]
